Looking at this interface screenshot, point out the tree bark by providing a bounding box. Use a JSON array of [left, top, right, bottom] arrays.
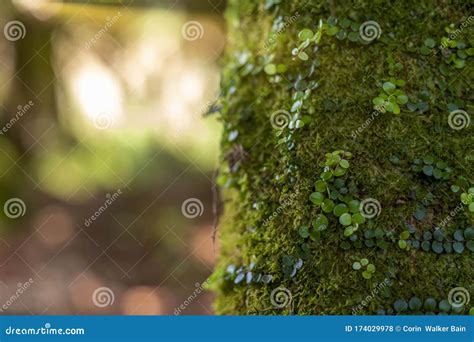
[[211, 0, 473, 315]]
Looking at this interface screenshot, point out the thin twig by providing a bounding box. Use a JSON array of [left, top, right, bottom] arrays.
[[211, 168, 221, 252]]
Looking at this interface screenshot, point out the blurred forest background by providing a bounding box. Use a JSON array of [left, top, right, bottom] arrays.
[[0, 0, 225, 314]]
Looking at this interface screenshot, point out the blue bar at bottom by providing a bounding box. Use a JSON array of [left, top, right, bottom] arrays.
[[0, 316, 472, 341]]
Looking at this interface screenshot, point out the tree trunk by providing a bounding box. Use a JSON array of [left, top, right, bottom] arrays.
[[211, 0, 473, 315]]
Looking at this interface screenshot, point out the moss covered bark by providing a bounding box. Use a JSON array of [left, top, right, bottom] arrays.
[[211, 0, 473, 315]]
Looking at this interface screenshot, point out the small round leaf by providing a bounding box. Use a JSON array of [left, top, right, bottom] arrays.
[[393, 299, 408, 312], [409, 297, 422, 311], [339, 213, 352, 226]]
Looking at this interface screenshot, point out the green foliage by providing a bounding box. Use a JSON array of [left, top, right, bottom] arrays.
[[324, 17, 366, 44], [298, 225, 309, 238], [224, 263, 273, 285], [438, 24, 474, 71], [424, 298, 437, 311], [352, 257, 376, 279], [398, 230, 410, 250], [438, 299, 451, 312], [292, 16, 380, 61], [281, 255, 303, 278], [460, 187, 474, 212], [393, 299, 408, 313], [408, 296, 422, 311], [411, 156, 452, 180], [372, 78, 407, 114], [292, 20, 324, 61], [387, 295, 468, 315], [264, 63, 287, 75], [309, 151, 369, 238], [396, 227, 474, 254]]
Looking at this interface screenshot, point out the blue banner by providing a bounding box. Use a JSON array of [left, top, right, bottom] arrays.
[[0, 316, 472, 341]]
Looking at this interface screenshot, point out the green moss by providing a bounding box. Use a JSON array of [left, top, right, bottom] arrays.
[[211, 0, 473, 315]]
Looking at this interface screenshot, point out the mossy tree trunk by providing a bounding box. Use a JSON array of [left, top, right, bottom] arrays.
[[212, 0, 473, 315]]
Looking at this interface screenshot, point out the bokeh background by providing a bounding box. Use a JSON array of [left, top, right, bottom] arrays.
[[0, 0, 225, 314]]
